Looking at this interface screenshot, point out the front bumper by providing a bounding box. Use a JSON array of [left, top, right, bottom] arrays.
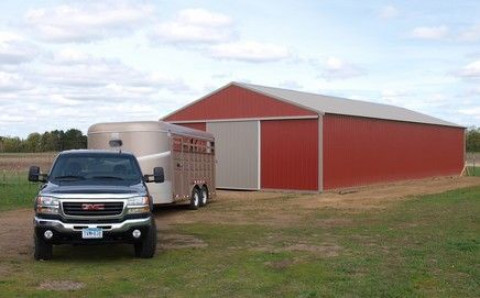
[[34, 216, 153, 244]]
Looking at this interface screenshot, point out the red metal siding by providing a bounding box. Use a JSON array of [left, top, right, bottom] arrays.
[[261, 119, 318, 190], [164, 85, 316, 121], [176, 122, 206, 131], [323, 114, 465, 189]]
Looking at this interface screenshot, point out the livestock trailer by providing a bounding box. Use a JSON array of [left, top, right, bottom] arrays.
[[87, 121, 216, 208]]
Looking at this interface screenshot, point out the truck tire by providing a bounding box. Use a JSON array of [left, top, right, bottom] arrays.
[[199, 186, 208, 207], [189, 188, 200, 210], [34, 233, 53, 260], [134, 219, 157, 258]]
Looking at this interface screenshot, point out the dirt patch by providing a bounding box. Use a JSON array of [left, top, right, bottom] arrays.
[[37, 280, 85, 291], [154, 177, 480, 228], [284, 243, 341, 257], [0, 209, 33, 260], [0, 264, 11, 277], [158, 233, 207, 250], [295, 176, 480, 211], [264, 259, 296, 270], [254, 242, 341, 257]]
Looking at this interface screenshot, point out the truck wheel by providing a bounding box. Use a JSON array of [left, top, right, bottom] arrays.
[[199, 186, 208, 207], [189, 188, 200, 210], [34, 233, 53, 260], [134, 219, 157, 258]]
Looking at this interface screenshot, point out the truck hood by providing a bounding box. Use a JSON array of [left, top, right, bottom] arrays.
[[40, 182, 147, 198]]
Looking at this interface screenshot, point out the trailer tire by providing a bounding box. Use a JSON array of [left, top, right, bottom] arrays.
[[34, 233, 53, 260], [189, 188, 200, 210], [199, 186, 208, 207], [134, 219, 157, 258]]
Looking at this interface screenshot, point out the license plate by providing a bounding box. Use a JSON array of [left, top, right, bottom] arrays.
[[82, 228, 103, 239]]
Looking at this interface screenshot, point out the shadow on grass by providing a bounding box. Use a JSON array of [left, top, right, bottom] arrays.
[[51, 243, 137, 262]]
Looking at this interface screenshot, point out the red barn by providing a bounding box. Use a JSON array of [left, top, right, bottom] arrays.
[[163, 82, 465, 191]]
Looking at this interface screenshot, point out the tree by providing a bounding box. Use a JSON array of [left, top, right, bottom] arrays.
[[25, 133, 42, 152], [40, 132, 56, 152], [467, 127, 480, 152], [3, 137, 23, 152], [64, 129, 87, 150], [0, 128, 87, 153]]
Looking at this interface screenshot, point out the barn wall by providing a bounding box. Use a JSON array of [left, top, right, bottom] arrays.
[[323, 114, 465, 189], [164, 85, 316, 121], [261, 119, 318, 191], [176, 122, 206, 131]]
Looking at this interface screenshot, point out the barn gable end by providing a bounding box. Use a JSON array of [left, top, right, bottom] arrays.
[[163, 84, 317, 122]]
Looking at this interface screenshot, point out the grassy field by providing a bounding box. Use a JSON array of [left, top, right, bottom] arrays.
[[0, 178, 479, 297], [466, 166, 480, 177], [0, 153, 55, 211], [0, 173, 39, 211]]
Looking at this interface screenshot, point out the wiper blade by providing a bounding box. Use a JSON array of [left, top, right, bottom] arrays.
[[91, 176, 124, 180], [53, 175, 85, 180]]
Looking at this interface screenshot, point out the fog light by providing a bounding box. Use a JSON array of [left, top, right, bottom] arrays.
[[132, 229, 141, 239], [44, 230, 53, 240]]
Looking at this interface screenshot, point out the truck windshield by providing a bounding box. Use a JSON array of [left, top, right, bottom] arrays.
[[49, 153, 143, 184]]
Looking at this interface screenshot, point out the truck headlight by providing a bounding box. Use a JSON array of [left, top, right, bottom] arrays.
[[126, 196, 150, 214], [36, 196, 60, 214]]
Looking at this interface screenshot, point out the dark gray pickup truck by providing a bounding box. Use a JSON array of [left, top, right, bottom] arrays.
[[28, 150, 164, 260]]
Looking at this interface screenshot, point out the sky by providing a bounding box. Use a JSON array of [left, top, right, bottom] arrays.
[[0, 0, 479, 138]]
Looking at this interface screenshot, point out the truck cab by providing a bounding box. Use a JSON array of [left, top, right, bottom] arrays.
[[29, 150, 164, 260]]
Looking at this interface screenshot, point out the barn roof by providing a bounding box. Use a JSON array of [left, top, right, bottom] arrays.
[[235, 82, 461, 128]]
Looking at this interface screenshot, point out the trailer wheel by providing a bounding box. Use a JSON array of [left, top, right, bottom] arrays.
[[34, 233, 53, 260], [189, 188, 200, 210], [199, 186, 208, 207], [134, 218, 157, 258]]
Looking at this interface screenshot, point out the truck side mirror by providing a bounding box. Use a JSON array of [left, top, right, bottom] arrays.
[[28, 166, 40, 182], [153, 167, 165, 183]]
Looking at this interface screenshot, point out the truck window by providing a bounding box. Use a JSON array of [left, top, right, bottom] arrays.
[[49, 153, 143, 184]]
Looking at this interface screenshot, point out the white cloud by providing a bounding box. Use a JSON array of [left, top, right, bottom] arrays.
[[152, 8, 233, 44], [0, 71, 31, 92], [379, 5, 399, 19], [279, 80, 303, 90], [0, 31, 38, 64], [53, 48, 90, 64], [177, 8, 232, 26], [459, 106, 480, 120], [411, 25, 449, 40], [24, 1, 154, 42], [459, 24, 480, 42], [209, 41, 290, 62], [457, 60, 480, 77], [322, 57, 365, 80], [380, 88, 411, 104], [30, 49, 188, 93]]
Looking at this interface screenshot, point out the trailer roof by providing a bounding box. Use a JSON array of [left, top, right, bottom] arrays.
[[88, 121, 215, 141], [233, 82, 461, 128]]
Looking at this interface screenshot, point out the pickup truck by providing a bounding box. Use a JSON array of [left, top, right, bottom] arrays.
[[28, 150, 164, 260]]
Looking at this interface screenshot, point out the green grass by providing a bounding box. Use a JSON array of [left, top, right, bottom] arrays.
[[0, 180, 479, 297], [466, 166, 480, 177], [0, 173, 39, 211]]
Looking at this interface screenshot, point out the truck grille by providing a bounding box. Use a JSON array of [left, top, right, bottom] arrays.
[[62, 201, 124, 216]]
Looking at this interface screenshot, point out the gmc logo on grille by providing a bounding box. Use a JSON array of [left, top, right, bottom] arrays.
[[81, 203, 105, 211]]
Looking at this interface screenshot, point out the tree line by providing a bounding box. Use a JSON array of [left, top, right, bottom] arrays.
[[467, 127, 480, 152], [0, 129, 87, 153]]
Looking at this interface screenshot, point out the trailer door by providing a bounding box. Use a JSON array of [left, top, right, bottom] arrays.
[[207, 121, 260, 190]]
